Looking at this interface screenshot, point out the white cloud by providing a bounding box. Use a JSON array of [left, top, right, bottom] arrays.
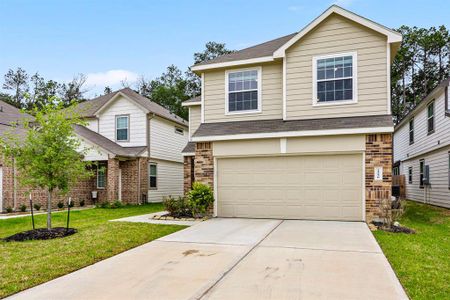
[[85, 69, 139, 88]]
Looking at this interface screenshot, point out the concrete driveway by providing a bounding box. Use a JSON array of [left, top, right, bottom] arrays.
[[8, 219, 408, 300]]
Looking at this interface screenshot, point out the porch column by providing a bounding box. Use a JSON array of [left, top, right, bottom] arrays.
[[107, 157, 119, 202]]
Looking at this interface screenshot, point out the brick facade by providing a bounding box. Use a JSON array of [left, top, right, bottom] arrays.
[[365, 133, 392, 222], [194, 142, 214, 189], [106, 158, 120, 202], [183, 156, 195, 193]]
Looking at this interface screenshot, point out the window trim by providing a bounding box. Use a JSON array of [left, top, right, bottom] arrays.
[[419, 159, 425, 188], [427, 101, 435, 135], [409, 118, 414, 144], [115, 114, 130, 142], [408, 166, 413, 184], [96, 164, 106, 189], [224, 66, 262, 115], [312, 51, 358, 107], [148, 162, 157, 190]]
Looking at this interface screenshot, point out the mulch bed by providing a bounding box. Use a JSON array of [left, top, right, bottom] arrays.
[[372, 222, 415, 234], [3, 227, 77, 242]]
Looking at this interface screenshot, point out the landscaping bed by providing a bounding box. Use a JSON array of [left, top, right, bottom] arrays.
[[373, 201, 449, 299], [3, 227, 77, 242]]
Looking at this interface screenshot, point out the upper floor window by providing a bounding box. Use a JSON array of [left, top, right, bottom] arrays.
[[409, 118, 414, 144], [225, 68, 261, 114], [427, 101, 434, 134], [408, 166, 413, 184], [116, 115, 129, 141], [313, 52, 357, 105]]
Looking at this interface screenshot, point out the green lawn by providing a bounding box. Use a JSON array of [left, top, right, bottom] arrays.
[[373, 201, 449, 300], [0, 204, 186, 298]]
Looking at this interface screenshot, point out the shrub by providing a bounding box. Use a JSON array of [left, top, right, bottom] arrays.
[[57, 201, 64, 209], [20, 204, 27, 212], [79, 200, 85, 207], [110, 200, 123, 209], [100, 202, 110, 208], [68, 200, 75, 208], [33, 203, 41, 211], [163, 196, 192, 218], [187, 182, 214, 217], [6, 207, 13, 213]]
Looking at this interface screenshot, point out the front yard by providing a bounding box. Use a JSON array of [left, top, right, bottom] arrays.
[[373, 201, 449, 300], [0, 204, 186, 298]]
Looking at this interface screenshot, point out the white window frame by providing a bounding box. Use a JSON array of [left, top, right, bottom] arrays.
[[148, 163, 157, 190], [224, 67, 262, 115], [115, 115, 130, 142], [312, 51, 358, 107], [408, 166, 413, 184], [427, 101, 435, 134], [97, 165, 106, 189], [409, 118, 414, 144]]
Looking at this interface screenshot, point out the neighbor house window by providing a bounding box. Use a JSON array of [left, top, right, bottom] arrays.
[[174, 127, 184, 135], [149, 163, 157, 189], [409, 118, 414, 144], [408, 166, 413, 184], [116, 115, 129, 141], [393, 166, 399, 176], [97, 165, 106, 188], [427, 102, 434, 134], [419, 159, 425, 188], [314, 53, 356, 104], [226, 68, 260, 113]]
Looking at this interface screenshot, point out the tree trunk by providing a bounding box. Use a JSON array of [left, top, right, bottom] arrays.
[[47, 190, 52, 229]]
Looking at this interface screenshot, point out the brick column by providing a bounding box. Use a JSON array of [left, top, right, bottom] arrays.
[[107, 158, 119, 202], [139, 158, 149, 203], [184, 156, 194, 194], [119, 159, 139, 204], [194, 142, 213, 189], [365, 134, 392, 222]]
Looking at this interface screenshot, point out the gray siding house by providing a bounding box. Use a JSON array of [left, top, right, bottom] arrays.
[[393, 79, 450, 208]]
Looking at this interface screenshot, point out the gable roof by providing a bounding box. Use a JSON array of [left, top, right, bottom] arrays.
[[75, 88, 187, 126], [191, 5, 402, 72], [0, 99, 34, 127], [74, 124, 146, 157]]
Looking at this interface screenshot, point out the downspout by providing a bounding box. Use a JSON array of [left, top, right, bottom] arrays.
[[137, 157, 141, 204]]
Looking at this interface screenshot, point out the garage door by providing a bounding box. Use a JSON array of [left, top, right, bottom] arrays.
[[217, 154, 363, 221]]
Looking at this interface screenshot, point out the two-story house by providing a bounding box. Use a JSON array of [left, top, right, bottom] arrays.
[[393, 79, 450, 208], [1, 88, 188, 211], [182, 5, 402, 222]]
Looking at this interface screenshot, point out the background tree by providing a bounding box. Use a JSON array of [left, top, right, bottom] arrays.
[[2, 67, 29, 108], [0, 99, 92, 229], [104, 86, 112, 94], [59, 74, 88, 106]]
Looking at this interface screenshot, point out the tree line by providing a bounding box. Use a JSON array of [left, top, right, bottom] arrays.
[[2, 25, 449, 123]]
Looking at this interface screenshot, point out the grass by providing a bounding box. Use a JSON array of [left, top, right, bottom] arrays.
[[373, 201, 449, 300], [0, 204, 186, 298]]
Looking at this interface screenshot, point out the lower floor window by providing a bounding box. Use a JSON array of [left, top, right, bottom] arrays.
[[419, 160, 425, 187], [97, 164, 106, 188], [408, 167, 413, 184], [149, 163, 157, 189]]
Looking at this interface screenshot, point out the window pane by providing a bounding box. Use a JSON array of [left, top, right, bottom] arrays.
[[344, 90, 353, 100], [116, 116, 128, 129], [150, 177, 157, 188], [317, 70, 325, 80], [149, 164, 157, 176], [228, 70, 258, 112], [117, 128, 128, 140]]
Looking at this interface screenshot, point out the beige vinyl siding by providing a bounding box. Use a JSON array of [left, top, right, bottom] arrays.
[[150, 116, 188, 163], [394, 90, 450, 162], [85, 118, 99, 132], [402, 146, 450, 208], [286, 13, 388, 120], [189, 106, 201, 138], [98, 95, 147, 147], [147, 159, 184, 202], [203, 63, 283, 123]]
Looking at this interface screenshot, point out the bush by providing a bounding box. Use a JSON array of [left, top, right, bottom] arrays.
[[187, 182, 214, 217], [100, 202, 110, 208], [57, 201, 64, 209], [110, 200, 124, 209], [163, 196, 192, 218], [20, 204, 27, 212], [6, 207, 13, 213], [68, 200, 75, 208], [79, 200, 85, 207], [33, 203, 41, 211]]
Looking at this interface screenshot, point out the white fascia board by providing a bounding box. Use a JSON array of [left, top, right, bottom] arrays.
[[192, 126, 394, 142], [191, 56, 274, 72], [273, 5, 402, 58], [182, 152, 195, 157], [182, 101, 201, 107], [94, 92, 149, 117]]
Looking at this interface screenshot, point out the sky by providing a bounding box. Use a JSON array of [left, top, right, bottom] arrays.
[[1, 0, 449, 97]]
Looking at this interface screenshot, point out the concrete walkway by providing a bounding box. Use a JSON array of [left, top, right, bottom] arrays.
[[8, 219, 408, 300], [0, 207, 94, 220], [110, 211, 201, 226]]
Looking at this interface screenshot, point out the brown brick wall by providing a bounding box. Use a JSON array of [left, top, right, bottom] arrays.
[[120, 159, 139, 204], [365, 133, 392, 222], [139, 157, 149, 203], [106, 158, 119, 202], [194, 142, 214, 189], [184, 155, 194, 194]]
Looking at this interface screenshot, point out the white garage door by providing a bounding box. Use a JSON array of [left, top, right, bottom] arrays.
[[217, 154, 363, 221]]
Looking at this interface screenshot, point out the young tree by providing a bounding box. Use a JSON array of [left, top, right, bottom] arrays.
[[0, 98, 92, 229]]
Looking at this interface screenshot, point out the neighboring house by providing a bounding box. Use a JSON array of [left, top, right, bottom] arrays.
[[0, 88, 188, 211], [182, 5, 402, 222], [393, 79, 450, 208]]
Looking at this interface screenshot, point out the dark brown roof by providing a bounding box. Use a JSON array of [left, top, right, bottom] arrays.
[[0, 99, 34, 126], [183, 96, 201, 105], [192, 115, 393, 138], [193, 33, 297, 67], [74, 125, 146, 157], [75, 88, 187, 126], [181, 142, 195, 153]]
